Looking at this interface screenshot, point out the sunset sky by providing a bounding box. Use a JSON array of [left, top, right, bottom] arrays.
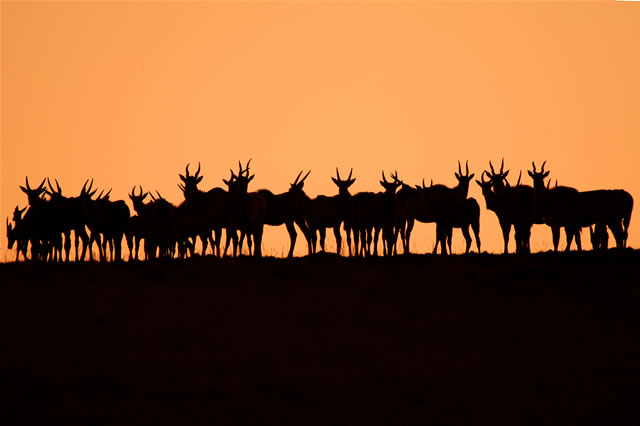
[[2, 1, 639, 259]]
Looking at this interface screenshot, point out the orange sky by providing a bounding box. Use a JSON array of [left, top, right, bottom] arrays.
[[2, 1, 639, 259]]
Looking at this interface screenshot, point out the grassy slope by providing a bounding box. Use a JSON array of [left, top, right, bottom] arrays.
[[1, 251, 639, 425]]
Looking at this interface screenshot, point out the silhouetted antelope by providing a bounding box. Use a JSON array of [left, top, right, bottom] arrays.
[[6, 206, 29, 261], [223, 160, 267, 257], [305, 168, 355, 255], [178, 163, 228, 257], [45, 178, 94, 261], [20, 177, 63, 261], [485, 160, 535, 253], [84, 189, 131, 262], [351, 171, 401, 257], [529, 161, 632, 251], [257, 170, 312, 258]]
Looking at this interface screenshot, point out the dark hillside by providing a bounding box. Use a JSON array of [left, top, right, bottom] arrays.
[[1, 251, 639, 425]]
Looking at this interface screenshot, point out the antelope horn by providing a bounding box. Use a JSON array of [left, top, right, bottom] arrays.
[[81, 179, 89, 194], [500, 158, 505, 174], [293, 170, 303, 185], [55, 178, 62, 194], [47, 178, 55, 193], [25, 177, 31, 190], [37, 178, 46, 191], [466, 160, 469, 175], [422, 178, 426, 189], [96, 190, 104, 200], [149, 192, 156, 201], [186, 163, 191, 177], [301, 170, 311, 183], [430, 179, 433, 187], [481, 171, 488, 183], [178, 183, 185, 192], [348, 168, 353, 180], [489, 161, 496, 176], [516, 171, 522, 186], [532, 161, 537, 173], [458, 160, 462, 175], [105, 188, 112, 199], [542, 161, 547, 172], [336, 167, 341, 181], [156, 191, 163, 199], [195, 162, 201, 178], [244, 159, 252, 176], [381, 171, 388, 184]]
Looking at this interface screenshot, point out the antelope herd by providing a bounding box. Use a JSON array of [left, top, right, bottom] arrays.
[[5, 160, 634, 262]]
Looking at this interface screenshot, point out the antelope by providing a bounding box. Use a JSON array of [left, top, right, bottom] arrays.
[[529, 161, 633, 251], [44, 178, 95, 261], [6, 206, 29, 261], [222, 160, 267, 257], [528, 161, 581, 251], [351, 171, 401, 257], [20, 177, 63, 261], [485, 160, 535, 253], [422, 188, 480, 255], [304, 168, 355, 256], [178, 163, 227, 257], [130, 186, 173, 260], [257, 170, 312, 258], [84, 188, 131, 261]]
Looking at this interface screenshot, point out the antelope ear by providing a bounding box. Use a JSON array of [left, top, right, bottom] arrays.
[[455, 172, 460, 180], [197, 176, 203, 184], [179, 174, 186, 182], [331, 177, 338, 185], [248, 174, 254, 182], [20, 186, 28, 194], [380, 180, 385, 187], [468, 173, 475, 179], [142, 193, 148, 201], [348, 178, 356, 186], [475, 180, 482, 187], [223, 178, 229, 185], [503, 170, 510, 178], [527, 171, 534, 178], [543, 171, 550, 178]]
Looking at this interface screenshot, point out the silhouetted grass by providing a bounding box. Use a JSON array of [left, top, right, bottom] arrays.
[[1, 250, 639, 425]]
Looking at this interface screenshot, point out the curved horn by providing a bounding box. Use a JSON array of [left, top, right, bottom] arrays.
[[25, 177, 31, 190], [541, 160, 547, 172], [481, 171, 488, 183], [244, 159, 252, 176], [104, 188, 112, 199], [422, 178, 426, 189], [532, 161, 537, 173], [348, 168, 353, 181], [55, 178, 61, 194], [195, 162, 201, 178], [489, 161, 496, 176], [500, 158, 505, 174], [186, 163, 191, 177], [381, 170, 388, 184], [81, 179, 89, 194], [458, 160, 462, 175], [47, 178, 55, 193]]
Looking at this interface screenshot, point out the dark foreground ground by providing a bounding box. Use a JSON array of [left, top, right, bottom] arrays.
[[1, 251, 639, 425]]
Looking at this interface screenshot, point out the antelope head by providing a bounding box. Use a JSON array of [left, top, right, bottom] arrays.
[[129, 185, 149, 211], [227, 159, 254, 193], [486, 158, 510, 191], [20, 177, 47, 206], [475, 171, 494, 195], [45, 178, 65, 200], [12, 206, 27, 223], [380, 170, 401, 193], [332, 168, 356, 196], [290, 170, 311, 192], [528, 161, 550, 191], [454, 160, 475, 189], [79, 179, 98, 200], [178, 162, 203, 198]]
